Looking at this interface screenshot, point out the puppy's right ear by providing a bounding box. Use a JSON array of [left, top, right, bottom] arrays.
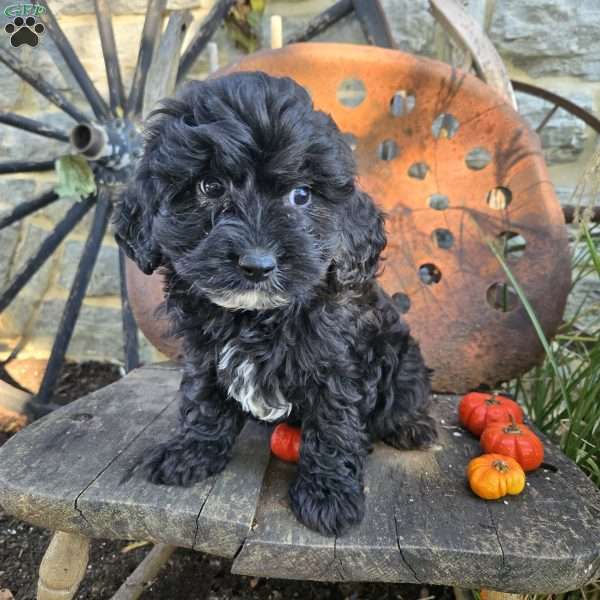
[[113, 176, 162, 275]]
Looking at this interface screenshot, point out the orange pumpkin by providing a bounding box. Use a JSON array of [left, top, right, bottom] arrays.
[[270, 423, 301, 463], [481, 419, 544, 471], [467, 453, 526, 500], [459, 392, 524, 437]]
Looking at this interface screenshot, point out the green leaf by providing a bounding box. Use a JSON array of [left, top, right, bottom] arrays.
[[54, 155, 97, 200]]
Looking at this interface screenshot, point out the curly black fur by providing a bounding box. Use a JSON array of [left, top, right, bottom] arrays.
[[114, 71, 437, 536]]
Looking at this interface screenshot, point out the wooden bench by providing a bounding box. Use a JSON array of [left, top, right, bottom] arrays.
[[1, 363, 599, 599]]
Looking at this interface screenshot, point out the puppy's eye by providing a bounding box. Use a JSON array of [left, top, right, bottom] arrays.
[[197, 177, 225, 199], [288, 187, 311, 207]]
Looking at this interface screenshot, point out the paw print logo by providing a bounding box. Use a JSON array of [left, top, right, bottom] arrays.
[[4, 16, 45, 47]]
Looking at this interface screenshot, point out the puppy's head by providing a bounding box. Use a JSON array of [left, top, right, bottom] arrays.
[[115, 71, 385, 310]]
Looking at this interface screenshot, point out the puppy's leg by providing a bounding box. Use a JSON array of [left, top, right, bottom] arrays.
[[289, 396, 370, 536], [370, 337, 437, 450], [142, 362, 246, 486]]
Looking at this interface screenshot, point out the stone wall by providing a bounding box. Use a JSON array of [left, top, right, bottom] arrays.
[[0, 0, 598, 365]]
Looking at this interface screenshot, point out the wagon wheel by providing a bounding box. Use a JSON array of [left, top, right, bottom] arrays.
[[0, 0, 238, 417], [0, 0, 595, 416]]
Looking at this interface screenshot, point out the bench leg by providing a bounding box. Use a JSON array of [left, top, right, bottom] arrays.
[[110, 544, 176, 600], [37, 531, 90, 600]]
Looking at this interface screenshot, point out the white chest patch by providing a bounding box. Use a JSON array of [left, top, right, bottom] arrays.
[[218, 342, 292, 422]]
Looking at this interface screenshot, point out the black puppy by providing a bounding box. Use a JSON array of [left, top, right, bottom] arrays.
[[114, 71, 437, 536]]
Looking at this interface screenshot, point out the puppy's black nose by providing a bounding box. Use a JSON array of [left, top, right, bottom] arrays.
[[238, 250, 276, 282]]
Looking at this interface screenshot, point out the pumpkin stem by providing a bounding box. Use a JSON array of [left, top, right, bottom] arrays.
[[503, 414, 522, 434], [492, 459, 509, 472], [485, 393, 500, 406]]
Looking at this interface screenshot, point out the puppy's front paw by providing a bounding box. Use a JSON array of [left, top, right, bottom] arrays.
[[289, 474, 365, 536], [141, 438, 229, 487], [382, 412, 438, 450]]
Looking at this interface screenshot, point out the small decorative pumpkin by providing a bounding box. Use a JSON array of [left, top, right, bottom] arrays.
[[480, 419, 544, 471], [459, 392, 524, 436], [467, 453, 526, 500], [270, 423, 301, 463]]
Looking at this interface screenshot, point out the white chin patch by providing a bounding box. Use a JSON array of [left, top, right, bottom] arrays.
[[208, 290, 289, 311]]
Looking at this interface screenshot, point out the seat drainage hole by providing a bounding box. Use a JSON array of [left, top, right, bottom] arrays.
[[428, 194, 449, 210], [378, 139, 399, 161], [392, 292, 411, 313], [466, 147, 492, 170], [390, 90, 416, 117], [432, 113, 460, 139], [419, 263, 442, 285], [433, 228, 454, 249], [337, 78, 367, 108], [408, 162, 429, 180], [487, 282, 519, 312], [497, 231, 526, 260], [487, 186, 512, 210], [342, 132, 358, 151]]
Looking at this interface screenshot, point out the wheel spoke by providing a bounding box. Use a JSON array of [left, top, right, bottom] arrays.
[[0, 159, 56, 174], [0, 112, 70, 142], [35, 190, 113, 406], [0, 190, 59, 231], [127, 0, 168, 117], [118, 248, 140, 372], [0, 194, 96, 313], [352, 0, 395, 48], [95, 0, 126, 115], [0, 48, 90, 123], [176, 0, 236, 84], [535, 104, 560, 134], [286, 0, 353, 44], [41, 3, 110, 120]]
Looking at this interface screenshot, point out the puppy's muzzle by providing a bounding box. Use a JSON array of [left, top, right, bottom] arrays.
[[237, 249, 276, 283]]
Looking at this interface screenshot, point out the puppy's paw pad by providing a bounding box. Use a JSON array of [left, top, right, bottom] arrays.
[[289, 477, 365, 536]]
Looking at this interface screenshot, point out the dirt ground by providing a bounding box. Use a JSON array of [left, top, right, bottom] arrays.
[[0, 362, 453, 600]]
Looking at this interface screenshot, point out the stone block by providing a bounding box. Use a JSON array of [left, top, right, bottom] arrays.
[[57, 238, 120, 296], [31, 299, 158, 363], [0, 223, 56, 337], [490, 0, 600, 81], [516, 91, 595, 165], [380, 0, 436, 56], [50, 0, 209, 15]]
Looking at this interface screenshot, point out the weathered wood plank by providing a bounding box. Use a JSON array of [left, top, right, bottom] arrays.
[[76, 407, 270, 557], [233, 395, 600, 592], [0, 365, 181, 534], [232, 458, 337, 580]]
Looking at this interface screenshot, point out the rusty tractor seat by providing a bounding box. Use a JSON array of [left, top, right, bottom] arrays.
[[125, 43, 570, 393]]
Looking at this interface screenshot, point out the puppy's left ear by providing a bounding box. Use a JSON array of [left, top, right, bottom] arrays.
[[333, 189, 386, 288], [113, 176, 162, 275]]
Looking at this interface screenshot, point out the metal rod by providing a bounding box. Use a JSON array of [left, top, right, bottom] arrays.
[[95, 0, 126, 115], [0, 195, 96, 314], [0, 112, 70, 142], [127, 0, 168, 117], [0, 48, 90, 123], [35, 191, 113, 406], [177, 0, 236, 84], [512, 80, 600, 134], [286, 0, 353, 44], [535, 104, 560, 134], [118, 247, 140, 373], [0, 160, 56, 174], [40, 2, 110, 120], [0, 190, 59, 231], [352, 0, 395, 48]]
